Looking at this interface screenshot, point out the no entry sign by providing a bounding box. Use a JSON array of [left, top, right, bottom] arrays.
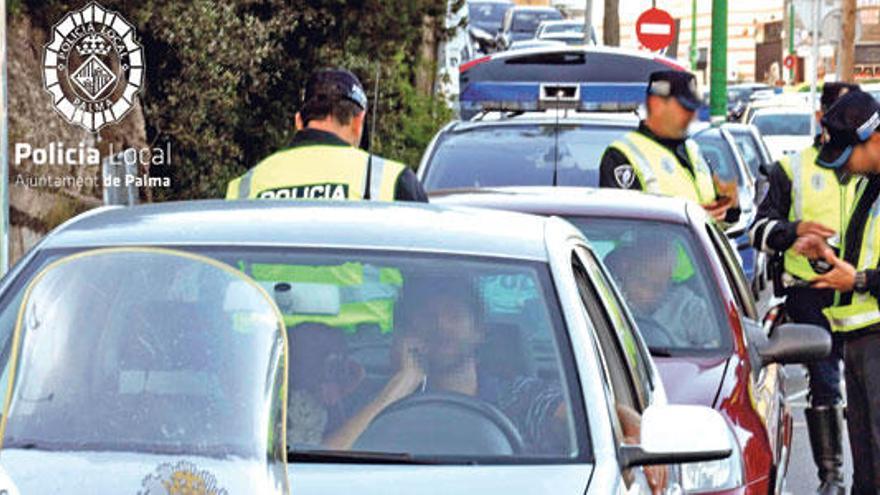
[[636, 8, 675, 52]]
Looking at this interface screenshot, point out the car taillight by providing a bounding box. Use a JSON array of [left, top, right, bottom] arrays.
[[459, 56, 491, 73]]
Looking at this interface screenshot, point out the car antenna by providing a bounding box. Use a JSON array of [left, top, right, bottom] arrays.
[[552, 89, 561, 187], [363, 63, 381, 200]]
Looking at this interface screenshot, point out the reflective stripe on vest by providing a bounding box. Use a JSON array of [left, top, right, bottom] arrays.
[[226, 145, 404, 201], [824, 186, 880, 333], [779, 147, 856, 281], [609, 131, 716, 204], [244, 262, 404, 333]]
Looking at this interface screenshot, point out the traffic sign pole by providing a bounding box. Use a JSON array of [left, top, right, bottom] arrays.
[[710, 0, 728, 122]]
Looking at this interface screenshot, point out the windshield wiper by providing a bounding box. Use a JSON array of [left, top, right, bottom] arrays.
[[288, 449, 441, 465]]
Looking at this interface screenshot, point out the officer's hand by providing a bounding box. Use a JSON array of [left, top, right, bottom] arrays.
[[703, 196, 734, 221], [794, 234, 834, 260], [811, 252, 856, 291], [797, 221, 836, 239]]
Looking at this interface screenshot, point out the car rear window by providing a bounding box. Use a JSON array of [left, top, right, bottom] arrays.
[[752, 112, 812, 136], [422, 123, 629, 191]]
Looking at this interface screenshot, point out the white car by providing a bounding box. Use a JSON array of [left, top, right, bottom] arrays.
[[748, 107, 815, 161]]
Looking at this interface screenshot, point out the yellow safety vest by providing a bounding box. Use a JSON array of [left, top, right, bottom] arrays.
[[226, 145, 406, 201], [824, 180, 880, 334], [240, 261, 404, 334], [779, 146, 856, 281], [608, 131, 717, 204]]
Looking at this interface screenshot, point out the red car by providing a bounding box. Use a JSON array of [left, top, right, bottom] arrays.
[[434, 187, 829, 494]]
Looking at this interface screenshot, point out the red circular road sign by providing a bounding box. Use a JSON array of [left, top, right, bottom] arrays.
[[636, 8, 675, 52], [784, 54, 796, 69]]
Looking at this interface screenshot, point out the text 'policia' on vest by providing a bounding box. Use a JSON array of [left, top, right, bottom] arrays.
[[225, 68, 427, 203]]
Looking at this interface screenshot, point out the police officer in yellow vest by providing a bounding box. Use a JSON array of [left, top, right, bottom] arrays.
[[599, 70, 738, 224], [750, 82, 859, 495], [226, 69, 428, 202], [795, 89, 880, 494]]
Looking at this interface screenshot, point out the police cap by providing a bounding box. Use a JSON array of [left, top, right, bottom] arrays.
[[646, 70, 702, 111], [817, 90, 880, 169], [304, 68, 368, 111]]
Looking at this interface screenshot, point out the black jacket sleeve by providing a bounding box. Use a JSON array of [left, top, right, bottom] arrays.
[[749, 162, 799, 254], [598, 147, 644, 190], [394, 168, 429, 203]]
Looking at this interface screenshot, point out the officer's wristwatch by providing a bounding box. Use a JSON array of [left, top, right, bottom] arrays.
[[855, 271, 870, 293]]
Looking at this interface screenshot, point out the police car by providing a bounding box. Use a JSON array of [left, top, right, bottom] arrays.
[[0, 200, 733, 494]]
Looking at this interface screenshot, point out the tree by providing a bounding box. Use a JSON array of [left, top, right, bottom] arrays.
[[603, 0, 620, 46]]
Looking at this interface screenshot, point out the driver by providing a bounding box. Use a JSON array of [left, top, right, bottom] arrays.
[[604, 237, 718, 349], [323, 281, 568, 454]]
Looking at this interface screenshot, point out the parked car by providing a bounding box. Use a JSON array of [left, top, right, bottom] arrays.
[[467, 0, 513, 54], [433, 187, 832, 494], [0, 200, 734, 494], [535, 19, 596, 45], [727, 83, 773, 121], [748, 107, 814, 161], [496, 6, 563, 50]]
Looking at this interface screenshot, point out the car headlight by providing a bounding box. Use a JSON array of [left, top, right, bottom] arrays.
[[680, 427, 744, 492]]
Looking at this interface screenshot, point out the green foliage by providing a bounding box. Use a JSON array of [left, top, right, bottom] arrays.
[[18, 0, 455, 200]]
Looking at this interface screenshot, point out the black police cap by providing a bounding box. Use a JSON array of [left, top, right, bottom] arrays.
[[817, 90, 880, 169], [646, 70, 702, 111], [821, 82, 860, 112], [304, 68, 368, 111]]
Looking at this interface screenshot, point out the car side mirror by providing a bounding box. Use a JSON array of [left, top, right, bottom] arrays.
[[756, 323, 831, 366], [620, 405, 733, 468]]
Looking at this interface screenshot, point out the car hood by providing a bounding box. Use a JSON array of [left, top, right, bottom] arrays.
[[763, 135, 813, 161], [654, 355, 731, 407], [288, 464, 592, 494], [1, 449, 286, 494]]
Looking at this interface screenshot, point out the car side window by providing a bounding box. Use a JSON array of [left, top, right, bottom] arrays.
[[706, 222, 758, 320], [574, 246, 653, 406], [570, 251, 641, 412]]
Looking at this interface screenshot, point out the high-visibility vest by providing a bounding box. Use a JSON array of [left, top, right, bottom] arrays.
[[240, 261, 403, 333], [824, 180, 880, 334], [779, 146, 857, 281], [608, 131, 717, 204], [226, 145, 406, 201]]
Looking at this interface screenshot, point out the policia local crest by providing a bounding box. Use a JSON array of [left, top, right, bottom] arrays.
[[43, 2, 145, 132]]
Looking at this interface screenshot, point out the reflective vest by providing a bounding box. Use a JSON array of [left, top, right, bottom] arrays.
[[779, 146, 856, 281], [241, 261, 403, 333], [226, 145, 406, 201], [824, 181, 880, 334], [608, 131, 717, 204]]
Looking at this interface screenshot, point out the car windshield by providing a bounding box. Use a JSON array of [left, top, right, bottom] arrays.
[[470, 2, 510, 28], [752, 112, 812, 136], [730, 131, 763, 177], [1, 248, 287, 462], [513, 11, 562, 33], [423, 124, 629, 191], [693, 130, 744, 187], [568, 218, 731, 355], [542, 23, 584, 34], [0, 246, 588, 464]]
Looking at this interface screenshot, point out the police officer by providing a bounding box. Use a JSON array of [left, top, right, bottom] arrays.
[[750, 82, 859, 495], [226, 68, 428, 202], [796, 89, 880, 494], [599, 70, 737, 223]]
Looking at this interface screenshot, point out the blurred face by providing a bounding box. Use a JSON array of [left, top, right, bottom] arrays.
[[846, 134, 880, 175], [408, 293, 483, 373], [615, 248, 676, 314], [646, 96, 695, 139]]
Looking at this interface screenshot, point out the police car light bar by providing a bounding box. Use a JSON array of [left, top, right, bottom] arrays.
[[459, 82, 647, 116]]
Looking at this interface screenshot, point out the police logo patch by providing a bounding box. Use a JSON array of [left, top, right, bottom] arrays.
[[662, 158, 676, 174], [811, 173, 825, 191], [614, 165, 635, 188], [258, 183, 350, 200], [139, 460, 228, 495]]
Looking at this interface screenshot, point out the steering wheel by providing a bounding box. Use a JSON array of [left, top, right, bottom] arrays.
[[353, 392, 526, 456]]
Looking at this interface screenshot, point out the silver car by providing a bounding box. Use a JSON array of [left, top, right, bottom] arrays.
[[0, 201, 732, 494]]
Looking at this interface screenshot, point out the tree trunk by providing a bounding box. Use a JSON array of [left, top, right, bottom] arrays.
[[604, 0, 620, 46], [840, 0, 856, 83]]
